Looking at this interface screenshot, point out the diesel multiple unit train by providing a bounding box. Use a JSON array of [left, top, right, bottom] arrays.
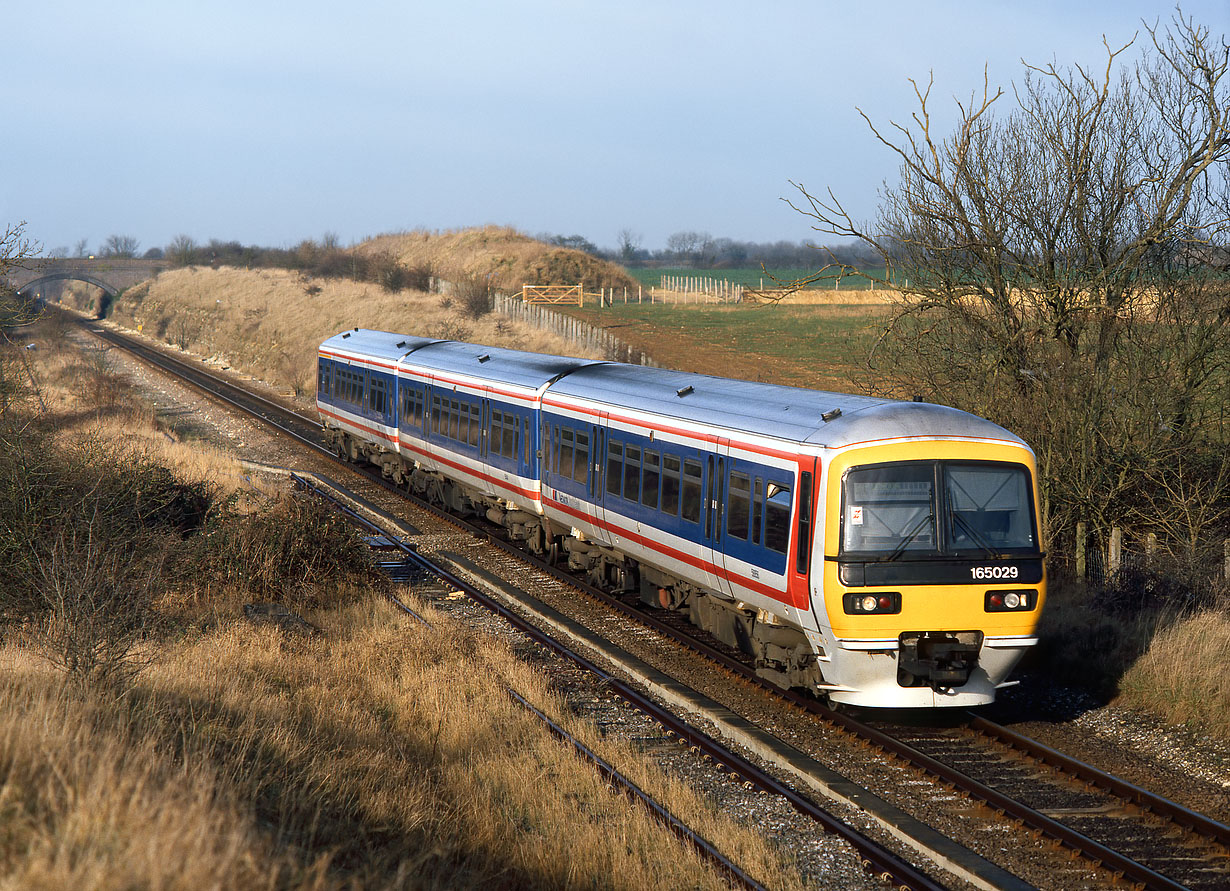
[[317, 328, 1046, 708]]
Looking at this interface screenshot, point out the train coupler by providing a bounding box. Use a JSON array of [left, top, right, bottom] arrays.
[[897, 631, 983, 690]]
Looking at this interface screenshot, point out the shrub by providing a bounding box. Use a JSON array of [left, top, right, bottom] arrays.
[[456, 273, 493, 319], [19, 527, 168, 694], [179, 493, 383, 607]]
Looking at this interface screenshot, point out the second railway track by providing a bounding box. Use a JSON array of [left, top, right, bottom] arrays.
[[83, 316, 1230, 890]]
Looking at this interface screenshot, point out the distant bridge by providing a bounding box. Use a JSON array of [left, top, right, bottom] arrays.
[[3, 257, 169, 298]]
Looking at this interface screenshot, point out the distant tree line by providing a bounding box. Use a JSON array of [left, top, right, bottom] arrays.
[[538, 229, 880, 269], [161, 234, 433, 292]]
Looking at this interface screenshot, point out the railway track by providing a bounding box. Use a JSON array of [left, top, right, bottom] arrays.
[[290, 470, 938, 891], [83, 317, 1230, 890]]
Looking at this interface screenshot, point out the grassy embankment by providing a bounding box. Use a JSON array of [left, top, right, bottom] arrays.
[[59, 226, 637, 398], [0, 316, 812, 889]]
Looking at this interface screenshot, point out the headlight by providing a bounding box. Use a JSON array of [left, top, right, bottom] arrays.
[[843, 592, 901, 615], [985, 590, 1035, 612]]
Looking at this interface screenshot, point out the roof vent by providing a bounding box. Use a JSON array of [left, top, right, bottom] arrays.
[[396, 340, 407, 348], [821, 408, 842, 422], [676, 385, 694, 398], [341, 332, 351, 339], [477, 353, 491, 363]]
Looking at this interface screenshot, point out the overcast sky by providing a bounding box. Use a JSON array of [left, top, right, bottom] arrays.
[[4, 1, 1227, 256]]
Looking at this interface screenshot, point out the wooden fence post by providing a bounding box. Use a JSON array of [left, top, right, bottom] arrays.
[[1108, 526, 1122, 575], [1075, 521, 1086, 579]]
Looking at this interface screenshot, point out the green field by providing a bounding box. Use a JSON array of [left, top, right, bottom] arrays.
[[567, 301, 889, 393], [625, 266, 893, 291]]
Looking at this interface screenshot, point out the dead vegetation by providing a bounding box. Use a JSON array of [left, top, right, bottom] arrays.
[[0, 313, 810, 889], [355, 225, 638, 295]]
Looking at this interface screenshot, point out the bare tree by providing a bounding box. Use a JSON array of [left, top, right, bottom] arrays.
[[788, 11, 1230, 558], [1, 221, 43, 341], [167, 234, 198, 267], [665, 230, 715, 266], [617, 228, 642, 263], [73, 237, 89, 258], [101, 234, 140, 258]]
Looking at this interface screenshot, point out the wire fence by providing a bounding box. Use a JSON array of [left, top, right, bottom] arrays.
[[492, 294, 658, 366]]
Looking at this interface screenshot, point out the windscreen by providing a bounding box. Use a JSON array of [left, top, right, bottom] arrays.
[[842, 461, 1035, 557], [944, 463, 1035, 551], [842, 464, 936, 554]]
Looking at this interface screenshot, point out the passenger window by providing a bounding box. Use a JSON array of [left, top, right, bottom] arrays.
[[573, 431, 589, 484], [559, 428, 575, 480], [642, 449, 660, 510], [728, 472, 751, 540], [681, 458, 702, 524], [606, 441, 623, 497], [753, 478, 764, 545], [431, 395, 441, 434], [469, 405, 481, 446], [523, 419, 531, 466], [624, 446, 641, 503], [448, 401, 459, 441], [765, 482, 792, 555], [503, 415, 516, 458], [457, 400, 468, 443], [662, 454, 681, 515], [551, 424, 559, 473]]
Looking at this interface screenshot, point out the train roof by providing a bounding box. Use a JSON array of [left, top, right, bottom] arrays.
[[396, 340, 596, 392], [319, 330, 1027, 450], [319, 329, 439, 363], [548, 363, 1026, 450]]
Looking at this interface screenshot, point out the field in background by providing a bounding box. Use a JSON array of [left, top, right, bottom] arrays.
[[627, 265, 894, 291], [564, 301, 887, 392], [84, 266, 607, 399]]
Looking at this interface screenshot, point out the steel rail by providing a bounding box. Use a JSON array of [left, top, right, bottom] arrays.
[[288, 472, 433, 627], [967, 714, 1230, 848], [505, 688, 770, 891]]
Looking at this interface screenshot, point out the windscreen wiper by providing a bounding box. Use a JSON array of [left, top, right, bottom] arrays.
[[950, 510, 998, 557], [883, 512, 934, 562]]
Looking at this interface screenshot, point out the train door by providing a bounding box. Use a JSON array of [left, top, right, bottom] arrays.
[[792, 457, 820, 619], [573, 413, 606, 534], [542, 411, 606, 538], [517, 412, 534, 481], [703, 439, 734, 597]]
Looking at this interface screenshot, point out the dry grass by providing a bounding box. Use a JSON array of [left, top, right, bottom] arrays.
[[1031, 574, 1230, 739], [1119, 611, 1230, 736], [738, 287, 898, 305], [0, 320, 811, 889], [26, 321, 265, 499], [105, 264, 606, 398], [0, 590, 809, 889], [357, 226, 638, 294]]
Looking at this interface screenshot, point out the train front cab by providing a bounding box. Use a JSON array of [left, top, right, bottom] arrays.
[[811, 439, 1046, 708]]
